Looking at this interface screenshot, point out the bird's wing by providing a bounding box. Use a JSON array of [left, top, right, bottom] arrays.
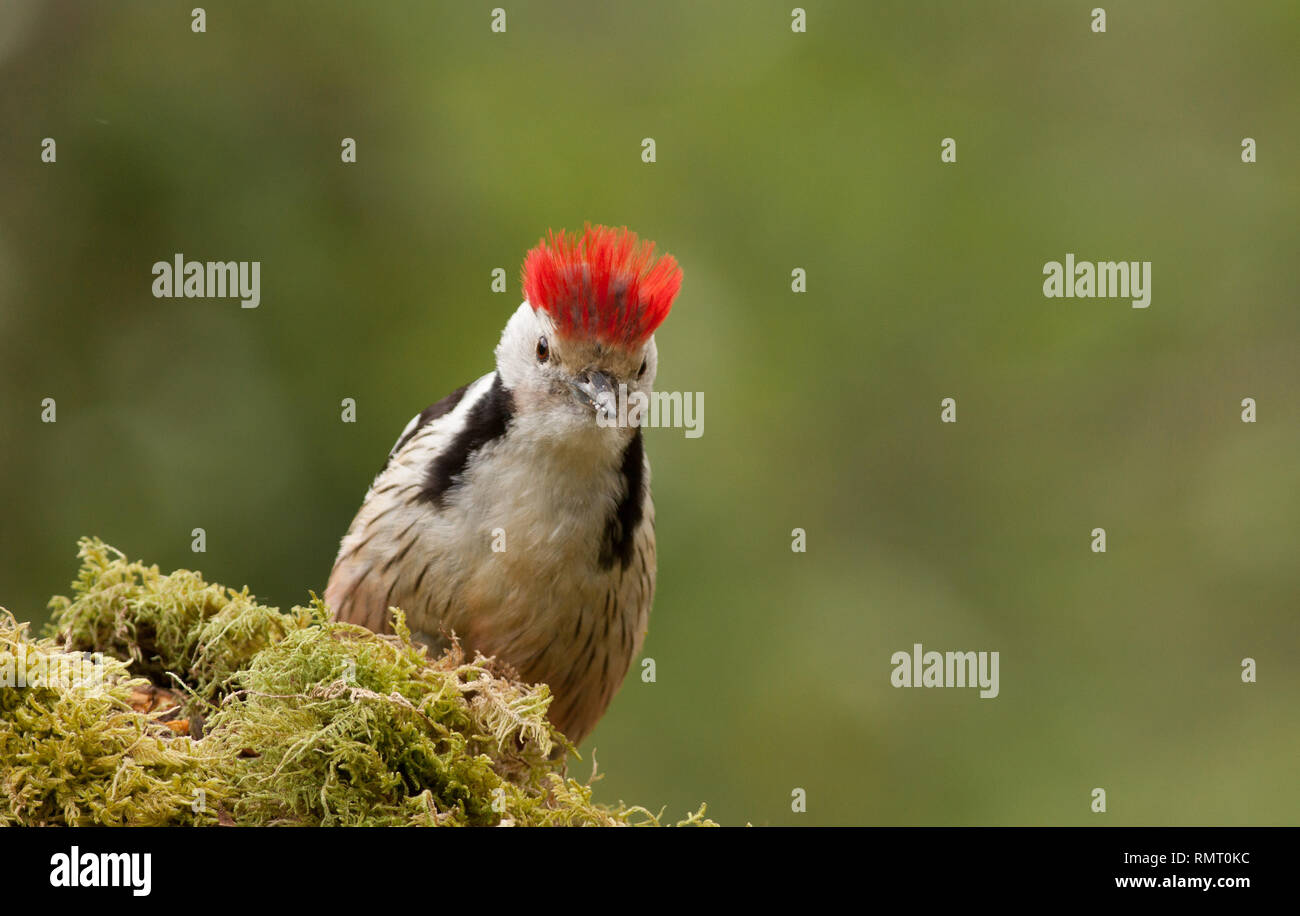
[[325, 373, 494, 634], [384, 382, 471, 469]]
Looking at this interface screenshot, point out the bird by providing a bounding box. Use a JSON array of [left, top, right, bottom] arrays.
[[324, 224, 682, 744]]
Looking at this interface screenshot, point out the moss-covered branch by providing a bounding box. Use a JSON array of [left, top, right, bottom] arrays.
[[0, 538, 711, 827]]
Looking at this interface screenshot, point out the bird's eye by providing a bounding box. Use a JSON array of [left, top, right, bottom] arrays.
[[637, 358, 647, 378], [536, 336, 549, 362]]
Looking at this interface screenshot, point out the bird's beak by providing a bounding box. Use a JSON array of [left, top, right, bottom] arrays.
[[571, 369, 617, 420]]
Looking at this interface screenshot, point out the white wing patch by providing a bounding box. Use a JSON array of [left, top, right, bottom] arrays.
[[389, 412, 426, 461]]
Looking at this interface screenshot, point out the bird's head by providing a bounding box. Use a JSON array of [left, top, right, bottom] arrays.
[[496, 224, 682, 437]]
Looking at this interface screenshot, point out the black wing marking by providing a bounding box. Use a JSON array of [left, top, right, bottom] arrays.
[[420, 373, 516, 508], [383, 383, 471, 472], [598, 429, 645, 570]]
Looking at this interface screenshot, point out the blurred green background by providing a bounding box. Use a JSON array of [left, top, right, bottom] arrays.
[[1, 1, 1296, 825]]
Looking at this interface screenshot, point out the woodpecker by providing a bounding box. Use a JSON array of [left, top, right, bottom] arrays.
[[325, 225, 682, 744]]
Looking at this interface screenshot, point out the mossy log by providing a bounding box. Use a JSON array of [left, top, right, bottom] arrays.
[[0, 539, 710, 827]]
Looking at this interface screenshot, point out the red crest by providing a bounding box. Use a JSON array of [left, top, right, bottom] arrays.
[[522, 224, 682, 347]]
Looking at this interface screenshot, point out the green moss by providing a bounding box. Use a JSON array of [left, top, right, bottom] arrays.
[[46, 538, 315, 703], [0, 612, 230, 826], [0, 538, 711, 827]]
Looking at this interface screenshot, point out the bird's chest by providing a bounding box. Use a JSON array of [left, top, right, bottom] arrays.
[[425, 429, 627, 636], [458, 435, 622, 575]]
